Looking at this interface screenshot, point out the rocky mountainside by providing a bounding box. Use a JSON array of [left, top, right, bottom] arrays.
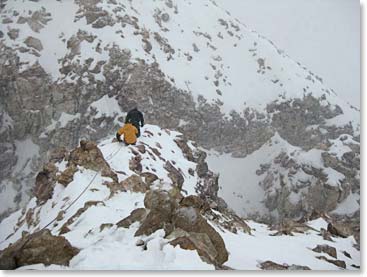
[[0, 0, 360, 233], [0, 125, 360, 269]]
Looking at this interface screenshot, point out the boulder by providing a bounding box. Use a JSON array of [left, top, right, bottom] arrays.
[[99, 223, 113, 232], [312, 244, 337, 259], [316, 256, 346, 269], [169, 230, 217, 264], [116, 208, 147, 228], [327, 222, 349, 238], [320, 228, 334, 242], [120, 175, 149, 193], [259, 261, 288, 270], [49, 147, 69, 163], [24, 36, 43, 51], [143, 189, 177, 213], [134, 209, 171, 237], [33, 162, 58, 204], [68, 140, 117, 182], [135, 189, 177, 236], [136, 144, 146, 154], [129, 154, 143, 174], [57, 164, 77, 186], [180, 195, 205, 211], [140, 172, 158, 185], [103, 180, 124, 197], [0, 229, 79, 269], [7, 29, 19, 40], [173, 206, 228, 265], [259, 261, 310, 270]]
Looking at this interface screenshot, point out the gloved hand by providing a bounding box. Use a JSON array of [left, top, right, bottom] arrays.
[[116, 133, 122, 142]]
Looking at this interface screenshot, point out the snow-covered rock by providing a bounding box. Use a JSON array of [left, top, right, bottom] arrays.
[[0, 0, 359, 249], [0, 125, 360, 270]]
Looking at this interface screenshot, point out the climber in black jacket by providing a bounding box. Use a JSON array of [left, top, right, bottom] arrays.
[[125, 107, 144, 137]]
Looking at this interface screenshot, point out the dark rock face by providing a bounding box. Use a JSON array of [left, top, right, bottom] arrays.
[[33, 162, 58, 204], [0, 229, 79, 270], [267, 94, 345, 149], [257, 133, 360, 223]]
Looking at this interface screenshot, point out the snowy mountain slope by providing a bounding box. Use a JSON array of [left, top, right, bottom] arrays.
[[0, 0, 360, 122], [0, 0, 360, 231], [0, 125, 360, 270], [208, 132, 360, 221]]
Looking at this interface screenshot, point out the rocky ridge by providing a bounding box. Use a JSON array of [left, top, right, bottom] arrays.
[[0, 125, 360, 270]]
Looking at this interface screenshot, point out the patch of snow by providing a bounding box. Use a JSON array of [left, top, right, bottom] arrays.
[[43, 112, 80, 136], [0, 181, 19, 219], [88, 95, 121, 119], [328, 135, 358, 160], [323, 167, 345, 188], [216, 220, 359, 270], [13, 138, 39, 176], [0, 111, 13, 133], [332, 193, 359, 215], [206, 132, 295, 217]]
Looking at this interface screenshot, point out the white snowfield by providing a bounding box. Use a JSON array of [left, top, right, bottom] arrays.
[[0, 0, 360, 130], [0, 125, 360, 270]]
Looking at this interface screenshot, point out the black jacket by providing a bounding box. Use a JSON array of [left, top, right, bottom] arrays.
[[125, 108, 144, 127]]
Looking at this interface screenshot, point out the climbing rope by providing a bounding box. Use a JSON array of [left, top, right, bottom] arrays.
[[1, 141, 124, 261]]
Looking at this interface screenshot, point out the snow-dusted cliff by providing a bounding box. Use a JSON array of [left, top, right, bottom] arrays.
[[0, 0, 360, 263]]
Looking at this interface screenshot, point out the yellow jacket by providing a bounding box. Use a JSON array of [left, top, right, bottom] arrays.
[[117, 123, 138, 144]]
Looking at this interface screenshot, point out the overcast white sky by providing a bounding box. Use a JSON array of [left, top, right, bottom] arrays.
[[217, 0, 360, 108]]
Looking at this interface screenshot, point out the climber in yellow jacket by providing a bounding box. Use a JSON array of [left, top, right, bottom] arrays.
[[116, 123, 138, 145]]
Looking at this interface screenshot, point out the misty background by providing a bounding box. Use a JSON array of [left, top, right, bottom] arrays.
[[217, 0, 360, 108]]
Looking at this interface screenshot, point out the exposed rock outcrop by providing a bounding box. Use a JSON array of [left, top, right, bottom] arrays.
[[33, 162, 58, 204], [259, 260, 310, 270], [68, 140, 117, 182], [132, 188, 229, 266], [0, 229, 79, 270]]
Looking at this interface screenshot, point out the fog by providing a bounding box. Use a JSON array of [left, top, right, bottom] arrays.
[[218, 0, 360, 108]]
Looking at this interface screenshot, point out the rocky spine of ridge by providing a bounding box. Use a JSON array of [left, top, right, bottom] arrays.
[[0, 136, 252, 269], [0, 134, 359, 270]]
